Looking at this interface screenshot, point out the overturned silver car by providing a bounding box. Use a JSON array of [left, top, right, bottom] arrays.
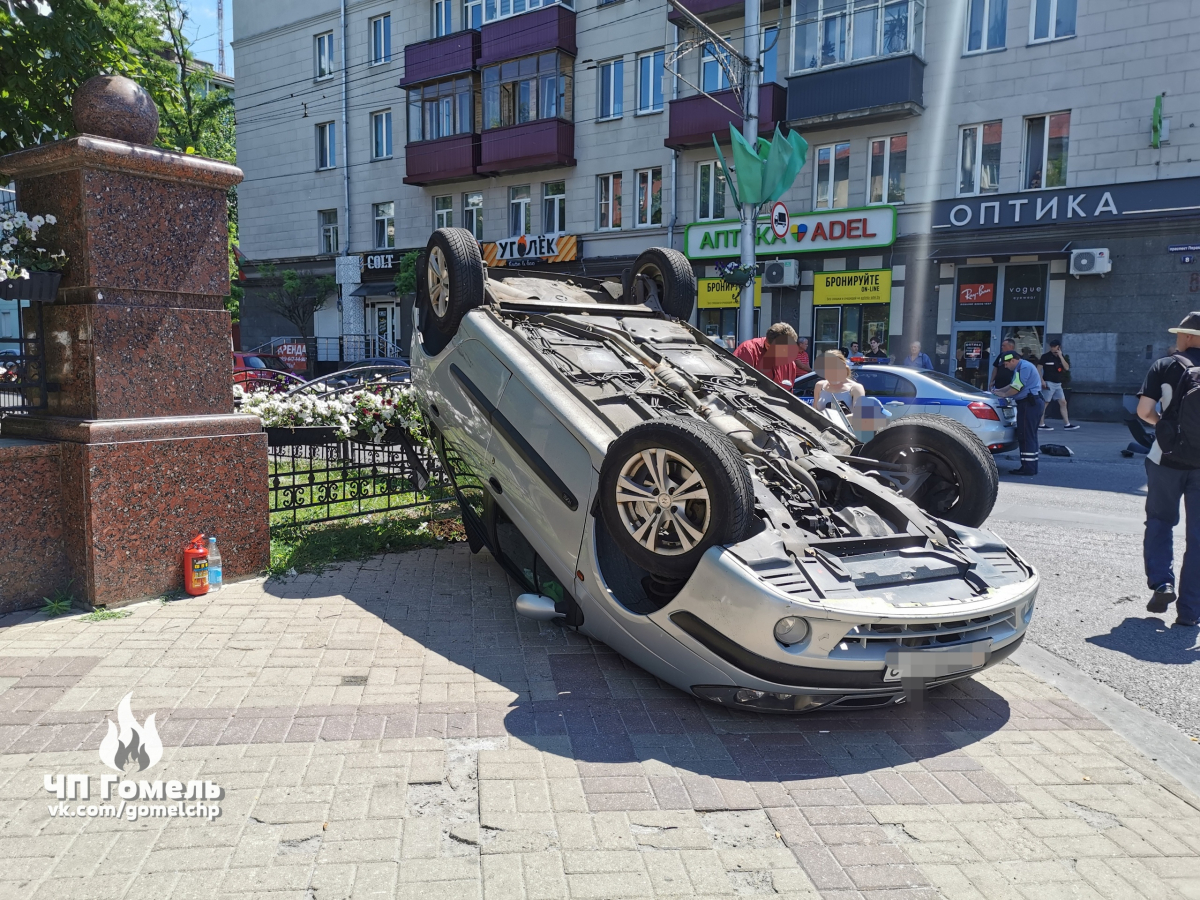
[[412, 228, 1037, 712]]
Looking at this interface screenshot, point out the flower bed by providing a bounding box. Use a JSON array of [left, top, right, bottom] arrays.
[[1, 210, 67, 285], [235, 383, 425, 444]]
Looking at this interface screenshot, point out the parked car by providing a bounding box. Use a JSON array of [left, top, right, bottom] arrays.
[[232, 352, 305, 392], [792, 365, 1018, 453], [330, 357, 411, 388], [409, 228, 1037, 713]]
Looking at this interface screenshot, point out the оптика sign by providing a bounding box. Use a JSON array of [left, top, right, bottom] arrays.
[[685, 205, 897, 260]]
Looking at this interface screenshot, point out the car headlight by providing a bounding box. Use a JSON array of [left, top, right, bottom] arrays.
[[774, 616, 810, 646]]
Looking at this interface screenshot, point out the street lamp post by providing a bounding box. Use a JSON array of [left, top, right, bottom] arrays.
[[738, 0, 760, 346]]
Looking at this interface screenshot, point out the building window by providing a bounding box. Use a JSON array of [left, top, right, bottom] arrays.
[[701, 42, 732, 92], [598, 58, 623, 120], [761, 25, 779, 83], [465, 0, 482, 29], [370, 14, 391, 64], [1023, 112, 1069, 190], [598, 173, 622, 230], [371, 110, 393, 159], [408, 78, 476, 142], [959, 121, 1002, 195], [483, 0, 575, 26], [319, 210, 338, 254], [868, 135, 906, 204], [315, 32, 335, 79], [636, 167, 662, 227], [637, 50, 664, 113], [965, 0, 1006, 52], [434, 0, 452, 37], [434, 196, 453, 229], [543, 182, 566, 234], [509, 185, 531, 236], [464, 192, 484, 239], [793, 0, 924, 73], [1030, 0, 1075, 43], [316, 121, 336, 169], [814, 142, 850, 209], [697, 160, 727, 221], [374, 202, 396, 249], [483, 53, 573, 129]]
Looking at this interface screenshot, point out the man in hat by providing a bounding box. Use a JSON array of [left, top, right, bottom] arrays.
[[1135, 313, 1200, 628], [992, 350, 1044, 475]]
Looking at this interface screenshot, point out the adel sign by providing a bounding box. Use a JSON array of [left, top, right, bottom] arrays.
[[685, 205, 896, 261]]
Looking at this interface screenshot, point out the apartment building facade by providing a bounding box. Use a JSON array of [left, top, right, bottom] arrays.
[[233, 0, 1200, 413]]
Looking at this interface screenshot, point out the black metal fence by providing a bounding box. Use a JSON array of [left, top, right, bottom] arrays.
[[266, 428, 453, 531], [1, 301, 52, 416]]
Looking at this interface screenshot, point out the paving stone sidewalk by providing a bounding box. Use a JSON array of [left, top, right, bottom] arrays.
[[1, 543, 1198, 900]]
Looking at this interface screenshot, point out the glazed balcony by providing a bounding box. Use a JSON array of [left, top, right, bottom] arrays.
[[479, 5, 576, 66], [479, 119, 575, 174], [399, 29, 480, 87], [403, 134, 482, 185], [664, 82, 788, 150], [787, 54, 924, 130]]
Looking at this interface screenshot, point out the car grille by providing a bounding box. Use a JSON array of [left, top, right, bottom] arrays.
[[830, 607, 1020, 656]]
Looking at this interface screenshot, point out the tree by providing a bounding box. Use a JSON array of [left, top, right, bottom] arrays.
[[263, 266, 336, 338]]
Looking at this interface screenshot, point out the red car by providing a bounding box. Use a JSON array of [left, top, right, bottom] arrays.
[[232, 352, 304, 391]]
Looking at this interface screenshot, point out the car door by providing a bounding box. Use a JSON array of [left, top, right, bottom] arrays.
[[856, 369, 921, 419]]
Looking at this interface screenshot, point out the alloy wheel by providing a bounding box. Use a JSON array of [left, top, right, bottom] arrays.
[[614, 448, 711, 555], [427, 246, 450, 317]]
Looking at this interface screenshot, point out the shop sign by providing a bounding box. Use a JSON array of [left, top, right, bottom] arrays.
[[931, 175, 1200, 233], [697, 278, 762, 309], [482, 234, 578, 267], [963, 341, 984, 369], [958, 282, 994, 305], [276, 342, 308, 373], [685, 205, 896, 260], [361, 252, 397, 272], [812, 270, 892, 306]]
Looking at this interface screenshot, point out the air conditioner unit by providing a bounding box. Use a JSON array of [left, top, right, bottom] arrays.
[[1070, 248, 1111, 277], [762, 259, 798, 288]]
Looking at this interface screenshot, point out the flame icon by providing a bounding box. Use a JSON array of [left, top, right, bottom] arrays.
[[98, 693, 163, 773]]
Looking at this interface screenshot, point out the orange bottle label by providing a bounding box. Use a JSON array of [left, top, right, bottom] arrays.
[[190, 558, 208, 589]]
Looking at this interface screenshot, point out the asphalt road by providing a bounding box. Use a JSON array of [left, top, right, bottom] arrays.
[[982, 420, 1200, 740]]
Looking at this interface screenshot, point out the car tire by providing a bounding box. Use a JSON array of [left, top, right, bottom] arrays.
[[426, 228, 484, 338], [626, 248, 697, 320], [861, 414, 999, 527], [598, 417, 754, 580]]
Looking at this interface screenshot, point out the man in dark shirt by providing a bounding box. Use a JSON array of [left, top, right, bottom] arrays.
[[864, 337, 889, 361], [988, 338, 1017, 390], [1136, 312, 1200, 627], [1038, 339, 1078, 430]]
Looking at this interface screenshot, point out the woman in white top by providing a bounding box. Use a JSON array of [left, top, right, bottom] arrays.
[[813, 350, 866, 414]]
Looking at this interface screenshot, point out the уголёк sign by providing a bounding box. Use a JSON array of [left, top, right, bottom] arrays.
[[812, 270, 892, 306], [685, 206, 896, 260], [482, 233, 578, 267]]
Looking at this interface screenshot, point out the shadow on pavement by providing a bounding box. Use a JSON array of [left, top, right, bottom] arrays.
[[1086, 616, 1200, 664]]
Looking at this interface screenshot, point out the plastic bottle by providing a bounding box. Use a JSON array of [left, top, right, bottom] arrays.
[[206, 535, 223, 592]]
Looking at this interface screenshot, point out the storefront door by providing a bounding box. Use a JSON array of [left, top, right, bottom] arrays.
[[951, 263, 1048, 383], [812, 303, 890, 359], [368, 302, 399, 357]]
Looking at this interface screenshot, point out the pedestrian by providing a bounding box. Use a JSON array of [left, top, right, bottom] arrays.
[[849, 341, 861, 360], [900, 341, 933, 369], [992, 350, 1044, 475], [1135, 312, 1200, 628], [796, 336, 812, 374], [1039, 339, 1079, 431], [864, 336, 889, 361], [733, 322, 802, 389], [988, 338, 1017, 390]]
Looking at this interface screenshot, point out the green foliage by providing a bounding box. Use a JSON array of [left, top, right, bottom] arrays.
[[261, 264, 336, 336], [393, 251, 421, 297], [269, 514, 464, 577], [40, 580, 76, 618], [82, 607, 132, 621]]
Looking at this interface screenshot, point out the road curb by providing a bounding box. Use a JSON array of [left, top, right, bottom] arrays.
[[1013, 641, 1200, 803]]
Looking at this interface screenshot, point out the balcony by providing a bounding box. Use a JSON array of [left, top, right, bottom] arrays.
[[666, 0, 741, 25], [787, 55, 924, 130], [403, 134, 482, 185], [479, 5, 576, 66], [399, 30, 481, 87], [479, 120, 575, 174], [665, 82, 788, 150]]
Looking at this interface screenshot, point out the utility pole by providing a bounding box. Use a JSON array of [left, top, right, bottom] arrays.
[[217, 0, 225, 74], [738, 0, 760, 344]]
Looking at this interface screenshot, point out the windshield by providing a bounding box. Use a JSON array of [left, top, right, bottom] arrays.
[[243, 355, 292, 372]]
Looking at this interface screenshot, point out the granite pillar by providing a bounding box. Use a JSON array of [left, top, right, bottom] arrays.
[[0, 104, 269, 608]]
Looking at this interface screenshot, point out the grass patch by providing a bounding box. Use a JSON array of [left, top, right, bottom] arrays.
[[268, 459, 455, 529], [81, 608, 132, 622], [40, 581, 76, 618], [269, 508, 465, 577]]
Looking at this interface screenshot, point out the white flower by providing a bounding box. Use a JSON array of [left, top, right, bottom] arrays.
[[44, 215, 56, 225], [31, 216, 44, 227]]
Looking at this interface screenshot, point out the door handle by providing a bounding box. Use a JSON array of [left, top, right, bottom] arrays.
[[488, 476, 503, 495]]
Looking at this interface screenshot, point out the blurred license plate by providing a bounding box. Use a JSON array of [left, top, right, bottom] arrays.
[[883, 639, 992, 682]]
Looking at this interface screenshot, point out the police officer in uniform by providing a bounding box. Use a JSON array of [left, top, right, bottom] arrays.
[[992, 350, 1044, 475]]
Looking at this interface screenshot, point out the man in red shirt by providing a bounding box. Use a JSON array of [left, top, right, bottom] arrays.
[[734, 322, 802, 388]]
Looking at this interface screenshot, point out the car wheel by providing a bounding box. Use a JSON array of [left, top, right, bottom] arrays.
[[861, 414, 998, 527], [626, 248, 697, 320], [598, 417, 754, 580], [426, 228, 484, 338]]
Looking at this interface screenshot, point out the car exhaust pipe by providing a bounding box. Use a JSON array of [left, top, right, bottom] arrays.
[[515, 593, 561, 621]]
